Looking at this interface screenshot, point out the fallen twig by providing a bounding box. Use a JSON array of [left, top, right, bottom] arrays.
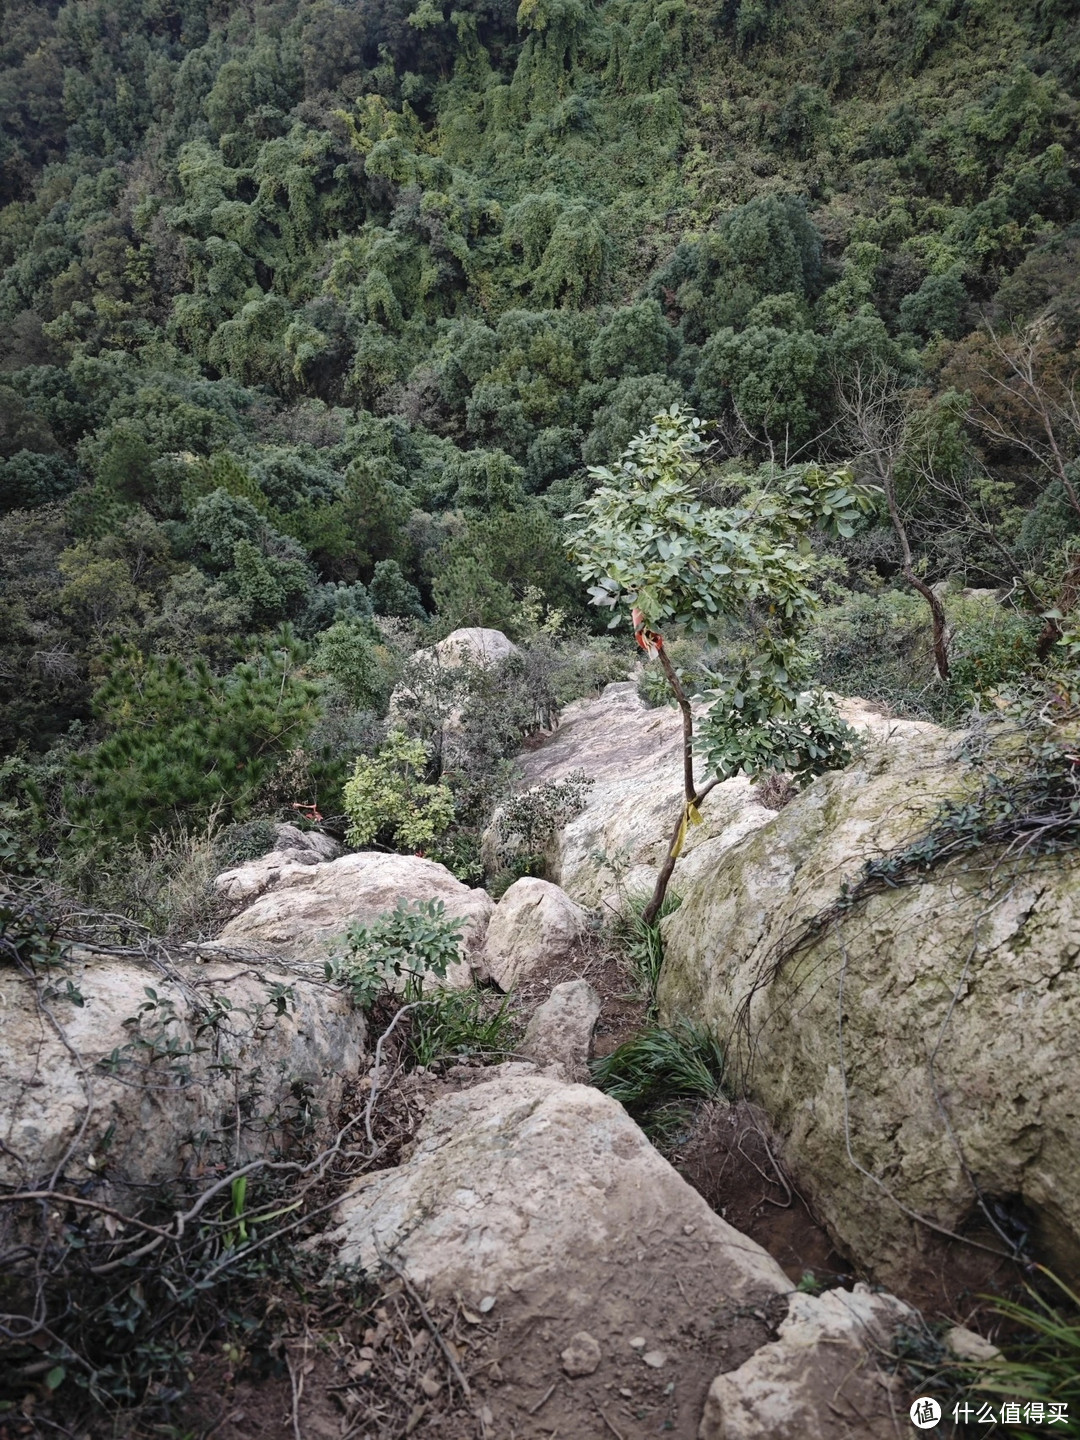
[[379, 1251, 472, 1401], [528, 1382, 557, 1414]]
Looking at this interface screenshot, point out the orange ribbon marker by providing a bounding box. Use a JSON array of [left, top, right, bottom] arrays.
[[632, 605, 664, 659]]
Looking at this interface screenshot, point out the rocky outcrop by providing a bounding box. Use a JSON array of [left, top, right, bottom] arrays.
[[482, 877, 588, 989], [699, 1285, 914, 1440], [658, 716, 1080, 1288], [0, 952, 364, 1196], [215, 824, 342, 903], [329, 1069, 913, 1439], [520, 979, 600, 1080], [513, 686, 946, 910], [216, 852, 494, 984], [512, 682, 778, 907]]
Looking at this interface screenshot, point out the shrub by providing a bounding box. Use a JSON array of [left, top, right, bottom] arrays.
[[341, 731, 454, 852], [327, 898, 465, 1009], [636, 634, 710, 709], [548, 636, 630, 702], [57, 822, 226, 942], [424, 831, 486, 887], [444, 652, 563, 828], [311, 619, 390, 711], [812, 588, 1044, 723], [812, 587, 934, 713], [213, 818, 279, 871], [491, 771, 594, 867], [945, 595, 1042, 712]]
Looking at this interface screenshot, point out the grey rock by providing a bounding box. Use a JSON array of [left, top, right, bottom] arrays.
[[0, 953, 364, 1196], [330, 1069, 789, 1308], [944, 1325, 1002, 1365], [561, 1331, 602, 1376], [217, 851, 493, 983], [483, 878, 589, 990], [699, 1285, 914, 1440], [328, 1070, 912, 1439], [432, 627, 519, 668], [659, 712, 1080, 1288], [510, 681, 776, 907], [521, 979, 601, 1080]]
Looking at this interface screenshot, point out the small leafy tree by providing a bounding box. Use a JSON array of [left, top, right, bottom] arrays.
[[328, 898, 464, 1010], [342, 731, 454, 852], [568, 406, 875, 922]]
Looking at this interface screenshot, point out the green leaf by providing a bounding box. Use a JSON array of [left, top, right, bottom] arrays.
[[45, 1366, 66, 1391]]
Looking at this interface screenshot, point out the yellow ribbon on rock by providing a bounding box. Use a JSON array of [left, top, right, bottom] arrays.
[[670, 799, 703, 861]]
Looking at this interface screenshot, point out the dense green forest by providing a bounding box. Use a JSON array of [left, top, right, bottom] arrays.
[[2, 0, 1079, 916]]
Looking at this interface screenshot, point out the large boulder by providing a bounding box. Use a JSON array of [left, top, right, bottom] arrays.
[[215, 824, 342, 903], [482, 876, 588, 989], [432, 626, 519, 668], [511, 682, 777, 907], [329, 1069, 913, 1439], [658, 717, 1080, 1289], [0, 951, 364, 1197], [216, 852, 494, 986]]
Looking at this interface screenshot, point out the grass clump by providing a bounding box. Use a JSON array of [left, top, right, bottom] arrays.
[[407, 988, 515, 1068], [972, 1270, 1080, 1430], [590, 1019, 725, 1143], [887, 1269, 1080, 1437]]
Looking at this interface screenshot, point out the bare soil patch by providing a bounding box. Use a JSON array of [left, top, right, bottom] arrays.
[[669, 1099, 850, 1289]]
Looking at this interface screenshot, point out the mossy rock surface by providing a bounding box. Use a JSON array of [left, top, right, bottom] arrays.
[[658, 720, 1080, 1290]]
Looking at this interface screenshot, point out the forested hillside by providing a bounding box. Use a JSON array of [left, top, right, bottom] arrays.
[[2, 0, 1079, 908]]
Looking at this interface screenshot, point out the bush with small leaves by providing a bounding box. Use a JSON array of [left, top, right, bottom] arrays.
[[492, 771, 594, 866], [341, 731, 455, 852]]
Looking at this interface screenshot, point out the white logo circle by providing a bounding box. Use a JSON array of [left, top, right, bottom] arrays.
[[910, 1397, 942, 1428]]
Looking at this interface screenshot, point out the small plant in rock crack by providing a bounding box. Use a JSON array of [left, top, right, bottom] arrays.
[[610, 888, 682, 1003], [327, 899, 465, 1010], [407, 988, 515, 1068]]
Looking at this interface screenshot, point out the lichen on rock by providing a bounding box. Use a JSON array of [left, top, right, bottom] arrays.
[[658, 715, 1080, 1289]]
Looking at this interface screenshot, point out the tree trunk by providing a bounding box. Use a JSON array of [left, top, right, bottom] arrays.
[[881, 470, 950, 681], [640, 646, 723, 927], [904, 569, 950, 682]]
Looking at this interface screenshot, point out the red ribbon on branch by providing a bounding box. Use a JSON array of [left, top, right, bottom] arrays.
[[632, 605, 664, 658]]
